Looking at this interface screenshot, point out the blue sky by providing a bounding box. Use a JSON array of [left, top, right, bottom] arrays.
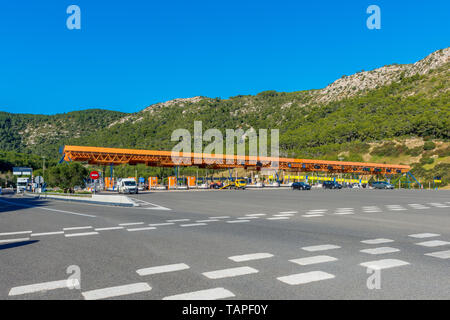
[[0, 1, 448, 115]]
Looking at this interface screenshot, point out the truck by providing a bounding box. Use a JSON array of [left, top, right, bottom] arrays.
[[117, 178, 138, 194], [16, 177, 30, 193]]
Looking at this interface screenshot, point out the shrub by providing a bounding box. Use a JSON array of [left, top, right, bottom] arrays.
[[423, 141, 436, 151]]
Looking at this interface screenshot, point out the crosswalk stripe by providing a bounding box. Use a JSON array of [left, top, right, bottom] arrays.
[[202, 266, 258, 279], [82, 283, 151, 300], [277, 271, 335, 285], [163, 287, 235, 300], [137, 263, 190, 276]]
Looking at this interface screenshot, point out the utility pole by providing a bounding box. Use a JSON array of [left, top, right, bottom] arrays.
[[42, 156, 46, 183]]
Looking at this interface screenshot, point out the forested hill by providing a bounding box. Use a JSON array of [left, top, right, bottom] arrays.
[[0, 47, 448, 162]]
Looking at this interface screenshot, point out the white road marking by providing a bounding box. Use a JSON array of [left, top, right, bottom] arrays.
[[202, 266, 258, 279], [148, 223, 175, 227], [167, 219, 190, 222], [127, 227, 156, 232], [238, 216, 258, 220], [9, 279, 75, 296], [228, 253, 274, 262], [362, 206, 382, 213], [334, 208, 354, 215], [289, 255, 338, 266], [82, 282, 151, 300], [209, 216, 230, 219], [386, 205, 407, 211], [94, 227, 124, 231], [415, 240, 450, 247], [137, 263, 190, 276], [63, 226, 92, 231], [307, 209, 327, 213], [408, 233, 440, 238], [277, 271, 335, 285], [424, 250, 450, 259], [163, 287, 235, 300], [274, 214, 294, 217], [119, 222, 144, 226], [408, 204, 430, 209], [226, 220, 250, 223], [131, 198, 172, 211], [180, 223, 207, 227], [361, 238, 394, 244], [360, 247, 400, 255], [428, 203, 450, 208], [360, 259, 409, 270], [64, 231, 99, 238], [196, 219, 219, 222], [0, 237, 30, 244], [267, 217, 290, 220], [245, 214, 266, 217], [31, 231, 64, 237], [302, 244, 341, 252], [279, 211, 298, 214], [302, 214, 323, 218], [0, 231, 32, 236]]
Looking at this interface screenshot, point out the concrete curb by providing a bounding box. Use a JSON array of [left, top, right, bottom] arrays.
[[25, 192, 137, 207]]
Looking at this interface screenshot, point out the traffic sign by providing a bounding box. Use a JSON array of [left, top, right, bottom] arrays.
[[90, 171, 100, 180], [34, 176, 44, 184]]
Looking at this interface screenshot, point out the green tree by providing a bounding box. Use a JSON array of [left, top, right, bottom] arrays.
[[47, 162, 88, 192]]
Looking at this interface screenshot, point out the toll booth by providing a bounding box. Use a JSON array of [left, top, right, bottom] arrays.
[[148, 177, 158, 189], [168, 176, 176, 189], [105, 177, 115, 189], [186, 176, 196, 187]]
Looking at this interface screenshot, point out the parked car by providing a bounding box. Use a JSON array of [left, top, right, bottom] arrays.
[[322, 181, 342, 189], [210, 182, 223, 189], [371, 181, 394, 189], [292, 182, 311, 190]]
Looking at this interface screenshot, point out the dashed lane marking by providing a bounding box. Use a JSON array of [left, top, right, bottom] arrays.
[[289, 255, 338, 266], [137, 263, 190, 276], [245, 214, 266, 217], [148, 223, 175, 227], [415, 240, 450, 247], [180, 223, 207, 227], [209, 216, 230, 219], [226, 220, 250, 223], [360, 247, 400, 255], [408, 204, 430, 209], [362, 206, 382, 213], [63, 226, 92, 231], [228, 253, 274, 262], [302, 214, 323, 218], [94, 227, 124, 231], [82, 283, 152, 300], [167, 219, 190, 222], [267, 217, 290, 220], [279, 211, 298, 214], [196, 219, 219, 223], [202, 266, 258, 279], [0, 231, 32, 236], [408, 233, 440, 239], [31, 231, 64, 237], [386, 205, 407, 211], [0, 237, 30, 244], [163, 287, 235, 300], [277, 271, 335, 285], [428, 203, 450, 208], [127, 227, 156, 232], [238, 217, 258, 220], [64, 231, 99, 238], [119, 222, 144, 226], [274, 214, 294, 217], [361, 238, 394, 244], [424, 250, 450, 259], [9, 279, 77, 296], [334, 208, 354, 215], [302, 244, 341, 252], [360, 259, 409, 270]]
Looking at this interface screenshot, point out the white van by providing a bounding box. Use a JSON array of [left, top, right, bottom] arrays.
[[117, 178, 138, 194]]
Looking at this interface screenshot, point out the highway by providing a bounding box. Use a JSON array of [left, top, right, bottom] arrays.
[[0, 189, 449, 300]]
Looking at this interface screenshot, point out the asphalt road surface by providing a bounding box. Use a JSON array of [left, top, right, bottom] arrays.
[[0, 189, 449, 300]]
